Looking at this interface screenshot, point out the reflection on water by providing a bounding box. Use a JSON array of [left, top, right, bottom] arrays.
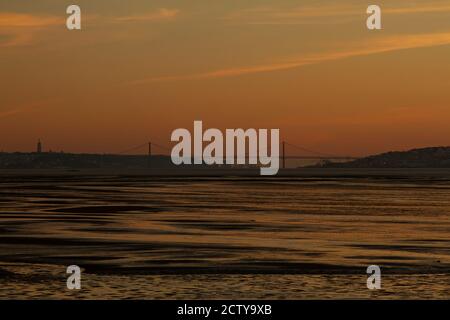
[[1, 263, 449, 299], [0, 175, 449, 299]]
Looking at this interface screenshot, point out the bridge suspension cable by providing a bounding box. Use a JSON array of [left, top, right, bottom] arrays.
[[150, 142, 171, 153], [116, 141, 171, 155], [116, 143, 149, 155], [115, 140, 353, 169], [284, 142, 339, 158]]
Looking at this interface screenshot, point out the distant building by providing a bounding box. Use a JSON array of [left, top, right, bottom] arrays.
[[37, 140, 42, 153]]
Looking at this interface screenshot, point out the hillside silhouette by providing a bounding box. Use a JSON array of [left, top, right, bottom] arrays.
[[322, 147, 450, 168]]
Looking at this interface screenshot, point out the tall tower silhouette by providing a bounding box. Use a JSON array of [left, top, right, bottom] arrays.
[[37, 139, 42, 153]]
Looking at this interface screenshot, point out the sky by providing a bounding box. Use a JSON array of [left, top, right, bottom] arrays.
[[1, 0, 450, 156]]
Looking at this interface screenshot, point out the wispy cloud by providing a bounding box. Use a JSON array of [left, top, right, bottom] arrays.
[[0, 99, 53, 119], [115, 8, 179, 23], [0, 12, 62, 47], [0, 108, 24, 118], [0, 12, 62, 28], [385, 3, 450, 14], [0, 8, 179, 47], [225, 5, 356, 22], [225, 2, 450, 25], [129, 32, 450, 84]]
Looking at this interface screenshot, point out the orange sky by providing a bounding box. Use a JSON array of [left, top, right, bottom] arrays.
[[1, 0, 450, 156]]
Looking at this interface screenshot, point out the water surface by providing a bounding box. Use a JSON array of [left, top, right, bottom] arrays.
[[0, 174, 449, 299]]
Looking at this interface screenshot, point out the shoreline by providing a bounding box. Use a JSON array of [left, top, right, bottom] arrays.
[[2, 167, 450, 178]]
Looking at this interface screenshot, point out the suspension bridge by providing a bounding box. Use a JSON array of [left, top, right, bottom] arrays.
[[115, 141, 358, 169]]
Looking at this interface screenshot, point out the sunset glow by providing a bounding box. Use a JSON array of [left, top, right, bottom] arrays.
[[1, 0, 450, 156]]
